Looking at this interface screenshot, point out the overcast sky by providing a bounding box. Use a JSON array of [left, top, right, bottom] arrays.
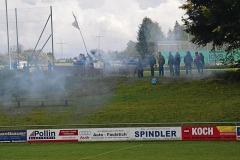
[[0, 0, 185, 58]]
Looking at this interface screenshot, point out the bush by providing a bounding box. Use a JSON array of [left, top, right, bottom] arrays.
[[213, 69, 240, 82]]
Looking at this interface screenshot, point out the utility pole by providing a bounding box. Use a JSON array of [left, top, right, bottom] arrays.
[[96, 33, 104, 54], [5, 0, 10, 69], [56, 39, 67, 58]]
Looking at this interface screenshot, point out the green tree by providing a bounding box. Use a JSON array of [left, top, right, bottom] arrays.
[[136, 17, 165, 59], [167, 29, 174, 41], [173, 21, 189, 41], [0, 54, 8, 65], [180, 0, 240, 52], [124, 40, 138, 57]]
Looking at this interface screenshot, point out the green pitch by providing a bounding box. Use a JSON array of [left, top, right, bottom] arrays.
[[0, 141, 240, 160]]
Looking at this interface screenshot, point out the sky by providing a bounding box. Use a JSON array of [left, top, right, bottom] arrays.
[[0, 0, 186, 59]]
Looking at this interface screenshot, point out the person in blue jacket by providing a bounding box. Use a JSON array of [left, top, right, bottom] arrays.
[[13, 61, 18, 71], [184, 51, 193, 75], [149, 53, 156, 77]]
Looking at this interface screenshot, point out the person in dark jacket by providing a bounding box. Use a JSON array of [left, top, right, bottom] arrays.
[[184, 51, 193, 75], [194, 52, 201, 74], [168, 52, 175, 76], [149, 53, 156, 77], [199, 53, 204, 74], [158, 52, 165, 76], [174, 52, 181, 76], [135, 59, 144, 78]]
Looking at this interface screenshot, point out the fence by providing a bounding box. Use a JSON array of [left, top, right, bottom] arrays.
[[54, 65, 137, 76]]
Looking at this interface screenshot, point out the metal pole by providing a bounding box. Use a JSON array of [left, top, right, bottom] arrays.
[[29, 14, 51, 63], [32, 34, 52, 64], [15, 8, 20, 65], [50, 6, 55, 67], [5, 0, 10, 69], [73, 12, 89, 55]]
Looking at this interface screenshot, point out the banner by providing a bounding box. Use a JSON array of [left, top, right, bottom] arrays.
[[0, 130, 26, 142], [182, 126, 236, 140], [130, 127, 181, 140], [27, 129, 78, 142], [78, 128, 129, 141], [93, 61, 104, 69], [237, 126, 240, 140]]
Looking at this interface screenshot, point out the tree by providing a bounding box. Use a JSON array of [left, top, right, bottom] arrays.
[[47, 52, 54, 60], [173, 21, 181, 40], [167, 29, 174, 41], [0, 54, 8, 65], [180, 0, 240, 52], [173, 21, 189, 41], [136, 17, 165, 59], [124, 40, 139, 57], [167, 21, 189, 41]]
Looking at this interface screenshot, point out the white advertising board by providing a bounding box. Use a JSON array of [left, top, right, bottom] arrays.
[[27, 129, 78, 142], [130, 127, 181, 140], [78, 128, 130, 141]]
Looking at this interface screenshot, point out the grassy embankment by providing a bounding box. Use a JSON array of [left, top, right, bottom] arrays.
[[0, 69, 239, 127]]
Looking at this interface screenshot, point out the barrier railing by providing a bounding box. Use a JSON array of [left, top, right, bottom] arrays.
[[14, 100, 73, 107]]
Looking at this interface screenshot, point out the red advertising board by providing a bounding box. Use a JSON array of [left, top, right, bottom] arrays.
[[182, 126, 236, 140]]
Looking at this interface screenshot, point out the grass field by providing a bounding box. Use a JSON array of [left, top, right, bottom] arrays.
[[0, 69, 240, 159], [0, 141, 240, 160]]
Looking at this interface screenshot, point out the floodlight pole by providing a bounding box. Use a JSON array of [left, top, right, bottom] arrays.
[[5, 0, 10, 69], [50, 6, 55, 67], [15, 8, 20, 64]]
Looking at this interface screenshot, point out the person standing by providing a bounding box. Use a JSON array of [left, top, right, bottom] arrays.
[[23, 63, 28, 72], [48, 60, 53, 71], [174, 52, 181, 76], [35, 63, 40, 71], [184, 51, 193, 75], [158, 52, 165, 76], [199, 53, 204, 74], [194, 52, 201, 74], [149, 53, 156, 77], [13, 61, 18, 71], [135, 59, 144, 78], [168, 52, 175, 76]]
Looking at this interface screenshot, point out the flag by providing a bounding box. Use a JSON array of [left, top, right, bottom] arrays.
[[72, 20, 79, 29]]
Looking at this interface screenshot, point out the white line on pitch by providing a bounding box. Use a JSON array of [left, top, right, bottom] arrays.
[[81, 144, 143, 160]]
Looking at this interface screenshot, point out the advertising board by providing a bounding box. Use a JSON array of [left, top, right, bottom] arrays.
[[237, 126, 240, 140], [182, 126, 236, 140], [78, 128, 130, 142], [27, 129, 78, 142], [130, 127, 181, 140], [0, 130, 26, 142]]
